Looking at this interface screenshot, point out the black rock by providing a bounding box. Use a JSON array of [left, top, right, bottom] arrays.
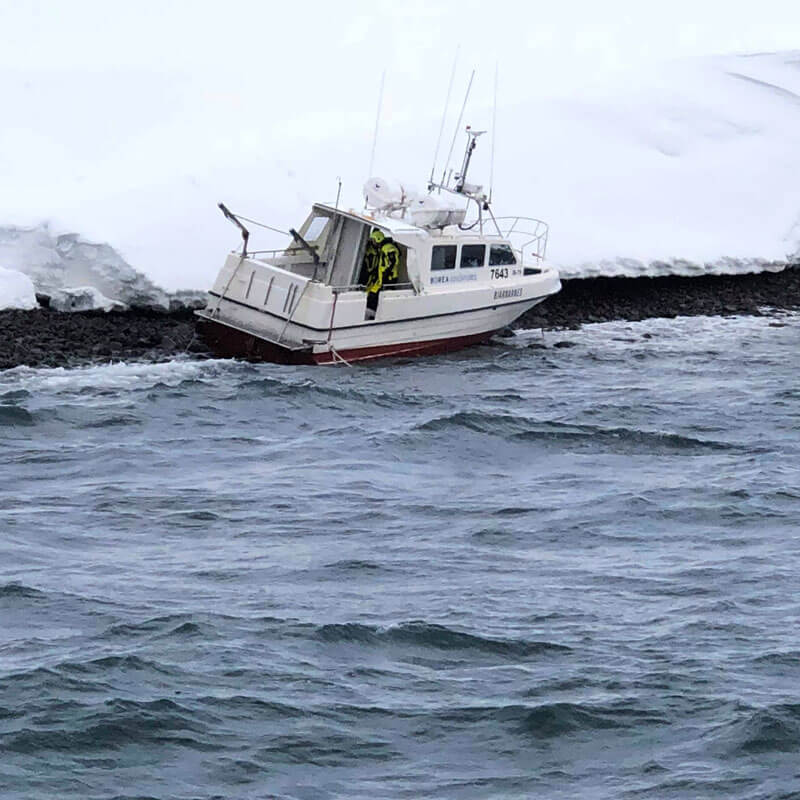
[[515, 264, 800, 331], [0, 307, 205, 370], [525, 316, 547, 328]]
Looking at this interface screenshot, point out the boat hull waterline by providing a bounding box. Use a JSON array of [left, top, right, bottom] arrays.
[[198, 317, 500, 364], [197, 293, 549, 365]]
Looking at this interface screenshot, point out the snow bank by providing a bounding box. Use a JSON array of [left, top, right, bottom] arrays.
[[0, 51, 799, 285], [0, 266, 38, 310], [0, 225, 168, 307], [501, 51, 800, 278]]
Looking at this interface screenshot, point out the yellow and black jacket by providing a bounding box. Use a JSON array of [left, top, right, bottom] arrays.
[[366, 240, 400, 294]]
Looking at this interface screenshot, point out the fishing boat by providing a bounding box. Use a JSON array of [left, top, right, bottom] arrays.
[[196, 127, 560, 364]]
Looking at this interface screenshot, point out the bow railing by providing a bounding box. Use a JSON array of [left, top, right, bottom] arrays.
[[492, 216, 549, 263]]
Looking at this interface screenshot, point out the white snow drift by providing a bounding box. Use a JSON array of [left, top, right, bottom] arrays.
[[0, 266, 38, 310], [49, 286, 120, 313], [0, 225, 168, 308]]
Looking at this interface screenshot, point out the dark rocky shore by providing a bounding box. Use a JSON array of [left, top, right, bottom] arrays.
[[0, 307, 206, 370], [1, 267, 799, 369], [519, 265, 800, 329]]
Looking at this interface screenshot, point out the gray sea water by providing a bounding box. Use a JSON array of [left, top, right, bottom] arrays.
[[1, 312, 799, 800]]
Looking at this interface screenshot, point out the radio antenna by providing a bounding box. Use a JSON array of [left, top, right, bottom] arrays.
[[367, 70, 386, 181], [429, 47, 460, 188], [489, 63, 498, 205], [440, 69, 475, 188]]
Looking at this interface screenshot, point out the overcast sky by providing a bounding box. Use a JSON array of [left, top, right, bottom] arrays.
[[3, 1, 800, 76]]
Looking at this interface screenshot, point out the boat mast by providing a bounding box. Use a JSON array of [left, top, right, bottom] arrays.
[[429, 48, 460, 189], [489, 63, 498, 205], [365, 70, 386, 207], [455, 126, 485, 193], [440, 69, 474, 189]]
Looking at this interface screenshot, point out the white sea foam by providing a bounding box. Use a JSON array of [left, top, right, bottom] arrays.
[[0, 358, 236, 397], [515, 310, 800, 353]]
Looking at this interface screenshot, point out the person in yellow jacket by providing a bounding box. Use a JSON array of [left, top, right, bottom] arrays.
[[361, 229, 381, 285], [364, 229, 400, 319]]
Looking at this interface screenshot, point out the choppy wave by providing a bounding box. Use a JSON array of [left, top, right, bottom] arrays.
[[0, 581, 47, 599], [0, 404, 34, 426], [713, 703, 800, 755], [323, 559, 387, 572], [314, 621, 570, 658], [418, 411, 736, 453], [514, 700, 667, 736], [3, 697, 216, 755]]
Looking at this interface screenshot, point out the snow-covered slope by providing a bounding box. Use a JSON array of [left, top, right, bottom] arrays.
[[507, 51, 800, 279], [0, 51, 798, 289]]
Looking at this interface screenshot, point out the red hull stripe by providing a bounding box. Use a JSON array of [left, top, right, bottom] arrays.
[[313, 330, 495, 364], [198, 318, 497, 365]]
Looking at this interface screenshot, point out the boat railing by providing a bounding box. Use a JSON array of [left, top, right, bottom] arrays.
[[247, 246, 315, 258], [246, 247, 327, 281], [492, 216, 549, 263]]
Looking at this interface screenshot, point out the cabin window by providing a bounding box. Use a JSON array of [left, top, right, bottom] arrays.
[[304, 216, 329, 242], [489, 244, 517, 266], [431, 245, 457, 270], [460, 244, 486, 268]]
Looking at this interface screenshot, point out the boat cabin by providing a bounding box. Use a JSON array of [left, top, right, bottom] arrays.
[[257, 204, 410, 291], [250, 203, 545, 296]]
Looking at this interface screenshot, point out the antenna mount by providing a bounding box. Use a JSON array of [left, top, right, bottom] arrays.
[[454, 126, 486, 194]]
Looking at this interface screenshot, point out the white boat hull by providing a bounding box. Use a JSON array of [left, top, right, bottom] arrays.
[[196, 253, 559, 364]]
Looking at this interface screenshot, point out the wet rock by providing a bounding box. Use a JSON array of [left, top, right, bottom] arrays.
[[517, 265, 800, 330], [524, 316, 547, 328], [0, 306, 202, 369], [187, 338, 210, 354]]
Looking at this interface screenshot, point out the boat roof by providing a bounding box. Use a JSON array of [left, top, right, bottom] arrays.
[[312, 202, 507, 242], [313, 203, 420, 236]]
